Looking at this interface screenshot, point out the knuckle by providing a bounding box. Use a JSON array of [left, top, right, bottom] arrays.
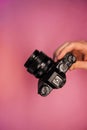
[[70, 42, 75, 48]]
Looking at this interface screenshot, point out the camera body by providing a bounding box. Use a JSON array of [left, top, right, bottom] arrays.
[[24, 50, 76, 96]]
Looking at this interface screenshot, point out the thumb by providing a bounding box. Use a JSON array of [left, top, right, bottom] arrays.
[[70, 61, 87, 70]]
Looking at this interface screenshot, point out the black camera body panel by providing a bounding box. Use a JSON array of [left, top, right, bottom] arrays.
[[24, 50, 76, 97]]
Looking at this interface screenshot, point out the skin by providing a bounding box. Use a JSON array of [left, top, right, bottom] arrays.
[[53, 41, 87, 70]]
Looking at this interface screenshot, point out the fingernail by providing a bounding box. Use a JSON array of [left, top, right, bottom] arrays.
[[54, 57, 57, 62]]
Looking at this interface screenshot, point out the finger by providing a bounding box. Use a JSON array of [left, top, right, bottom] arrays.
[[53, 42, 69, 61], [70, 61, 87, 70], [72, 50, 84, 61], [57, 42, 85, 60]]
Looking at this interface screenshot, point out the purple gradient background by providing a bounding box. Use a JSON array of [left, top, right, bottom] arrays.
[[0, 0, 87, 130]]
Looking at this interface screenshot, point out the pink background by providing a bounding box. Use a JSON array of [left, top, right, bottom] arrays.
[[0, 0, 87, 130]]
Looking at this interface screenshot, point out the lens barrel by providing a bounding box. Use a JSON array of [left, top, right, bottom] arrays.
[[24, 50, 53, 78]]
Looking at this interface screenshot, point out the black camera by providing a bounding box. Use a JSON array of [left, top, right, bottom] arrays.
[[24, 50, 76, 97]]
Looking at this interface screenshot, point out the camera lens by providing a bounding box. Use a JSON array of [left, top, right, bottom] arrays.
[[24, 50, 53, 78]]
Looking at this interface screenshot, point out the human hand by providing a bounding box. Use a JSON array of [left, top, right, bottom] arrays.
[[53, 41, 87, 70]]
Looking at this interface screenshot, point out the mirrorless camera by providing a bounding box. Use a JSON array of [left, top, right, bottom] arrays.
[[24, 50, 76, 97]]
